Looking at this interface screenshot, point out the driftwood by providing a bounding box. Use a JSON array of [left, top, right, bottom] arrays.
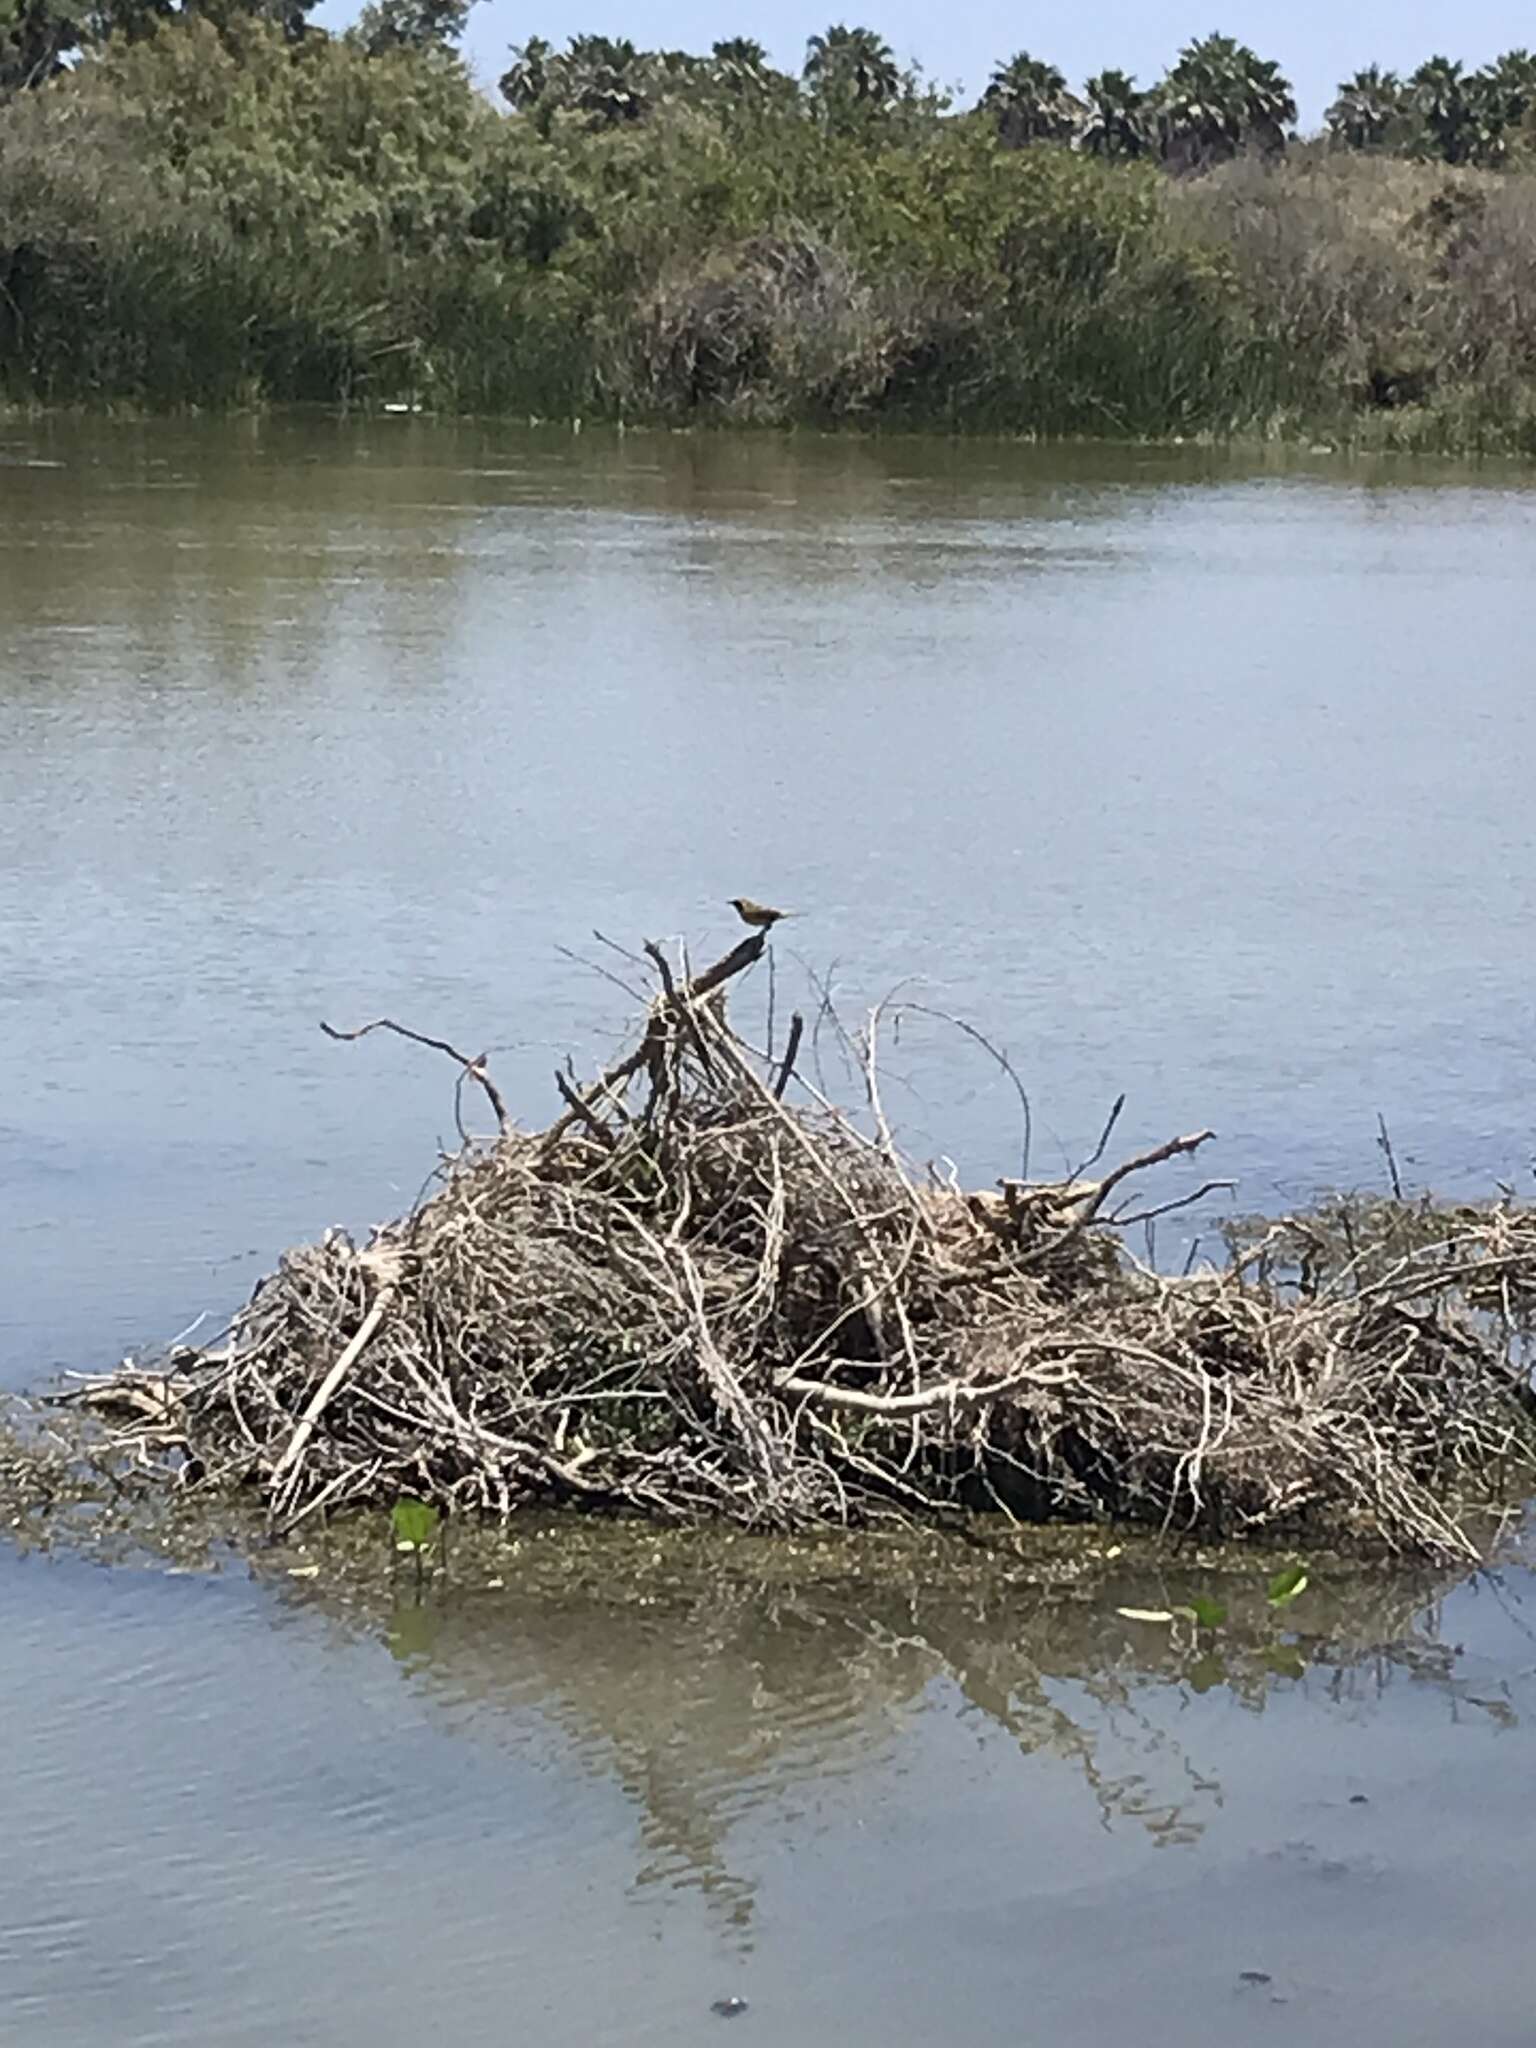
[[50, 936, 1536, 1561]]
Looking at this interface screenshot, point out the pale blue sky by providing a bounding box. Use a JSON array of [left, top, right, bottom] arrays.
[[423, 0, 1535, 122]]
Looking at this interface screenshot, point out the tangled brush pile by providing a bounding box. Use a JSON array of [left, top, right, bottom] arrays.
[[61, 933, 1536, 1561]]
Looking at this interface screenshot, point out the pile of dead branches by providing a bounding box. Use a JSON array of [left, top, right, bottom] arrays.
[[55, 933, 1536, 1561]]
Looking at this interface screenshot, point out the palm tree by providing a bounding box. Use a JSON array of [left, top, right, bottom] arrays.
[[352, 0, 470, 53], [710, 35, 792, 106], [1417, 54, 1482, 163], [1156, 33, 1296, 172], [1469, 48, 1536, 162], [980, 51, 1079, 147], [1325, 65, 1406, 151], [803, 23, 900, 111], [1481, 46, 1536, 119], [650, 46, 713, 103], [1079, 69, 1151, 159], [565, 33, 651, 127], [713, 34, 769, 74], [499, 33, 551, 110]]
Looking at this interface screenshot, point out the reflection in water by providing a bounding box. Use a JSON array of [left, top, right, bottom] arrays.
[[284, 1531, 1481, 1937], [7, 1522, 1536, 2047]]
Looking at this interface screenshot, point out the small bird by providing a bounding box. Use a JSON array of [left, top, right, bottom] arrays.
[[730, 896, 795, 930]]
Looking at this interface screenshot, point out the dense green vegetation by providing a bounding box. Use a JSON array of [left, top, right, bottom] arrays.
[[4, 7, 1536, 448]]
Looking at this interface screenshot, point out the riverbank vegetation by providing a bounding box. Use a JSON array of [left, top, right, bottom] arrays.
[[37, 932, 1536, 1564], [3, 8, 1536, 446]]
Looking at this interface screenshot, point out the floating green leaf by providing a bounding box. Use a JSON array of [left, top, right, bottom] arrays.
[[1267, 1565, 1309, 1607], [392, 1497, 439, 1552], [1186, 1596, 1228, 1630]]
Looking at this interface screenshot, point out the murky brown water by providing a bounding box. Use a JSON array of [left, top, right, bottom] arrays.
[[6, 417, 1536, 2044]]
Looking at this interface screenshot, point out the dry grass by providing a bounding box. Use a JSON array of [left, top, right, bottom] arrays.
[[50, 933, 1536, 1562], [623, 229, 914, 421], [1167, 148, 1536, 440]]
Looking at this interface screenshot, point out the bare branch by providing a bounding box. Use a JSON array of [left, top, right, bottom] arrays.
[[1074, 1093, 1127, 1181], [1108, 1179, 1237, 1228], [780, 1359, 1076, 1417], [321, 1017, 510, 1136], [553, 1069, 619, 1151], [773, 1012, 805, 1101], [1084, 1129, 1217, 1218]]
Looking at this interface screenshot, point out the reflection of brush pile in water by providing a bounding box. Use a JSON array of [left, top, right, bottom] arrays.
[[261, 1529, 1472, 1884], [60, 935, 1536, 1562]]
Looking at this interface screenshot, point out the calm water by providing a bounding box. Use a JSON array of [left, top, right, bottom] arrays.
[[6, 1532, 1536, 2048], [5, 417, 1536, 2045]]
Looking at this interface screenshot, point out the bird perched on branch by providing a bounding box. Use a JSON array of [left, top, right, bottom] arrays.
[[730, 897, 795, 930]]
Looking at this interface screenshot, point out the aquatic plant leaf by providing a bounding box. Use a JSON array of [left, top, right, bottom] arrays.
[[392, 1497, 439, 1551], [1266, 1565, 1309, 1607], [1186, 1596, 1228, 1629]]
